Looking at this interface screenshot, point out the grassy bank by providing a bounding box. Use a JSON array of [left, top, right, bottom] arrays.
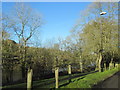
[[2, 72, 82, 88], [2, 67, 119, 89], [61, 68, 119, 88]]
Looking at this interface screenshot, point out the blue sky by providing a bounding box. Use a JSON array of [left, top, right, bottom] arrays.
[[2, 2, 91, 45]]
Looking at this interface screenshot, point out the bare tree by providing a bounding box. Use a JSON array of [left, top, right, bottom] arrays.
[[7, 3, 42, 79]]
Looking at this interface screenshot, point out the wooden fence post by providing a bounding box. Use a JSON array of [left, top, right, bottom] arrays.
[[79, 56, 83, 72], [104, 63, 106, 71], [109, 62, 113, 70], [68, 64, 71, 83], [55, 67, 59, 88], [68, 64, 71, 74], [27, 68, 33, 90], [115, 63, 118, 68], [80, 62, 83, 72]]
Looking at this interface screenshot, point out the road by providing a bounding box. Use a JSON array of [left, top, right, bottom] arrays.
[[93, 71, 120, 89]]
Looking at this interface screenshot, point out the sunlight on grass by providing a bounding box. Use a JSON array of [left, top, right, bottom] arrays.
[[61, 68, 119, 88], [2, 67, 119, 89], [2, 72, 82, 88]]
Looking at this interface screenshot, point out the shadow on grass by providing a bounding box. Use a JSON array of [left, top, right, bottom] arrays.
[[50, 71, 98, 89], [58, 76, 85, 88], [76, 76, 85, 81]]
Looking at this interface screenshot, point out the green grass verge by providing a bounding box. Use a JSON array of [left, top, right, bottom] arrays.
[[2, 72, 83, 88], [61, 68, 119, 88], [3, 67, 119, 89], [36, 71, 95, 88]]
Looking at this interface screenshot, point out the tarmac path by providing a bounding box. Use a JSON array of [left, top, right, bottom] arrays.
[[93, 71, 120, 89]]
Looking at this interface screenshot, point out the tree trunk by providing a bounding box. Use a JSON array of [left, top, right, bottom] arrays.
[[27, 68, 33, 90], [21, 41, 27, 79], [113, 63, 115, 68], [98, 53, 102, 72], [10, 70, 13, 83], [95, 55, 99, 71], [6, 75, 9, 83], [6, 72, 10, 83], [21, 63, 26, 79], [19, 39, 26, 79], [23, 41, 27, 62]]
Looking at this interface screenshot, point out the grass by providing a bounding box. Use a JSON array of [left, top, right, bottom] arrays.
[[61, 67, 119, 88], [36, 71, 95, 88], [2, 67, 119, 89], [2, 71, 83, 88]]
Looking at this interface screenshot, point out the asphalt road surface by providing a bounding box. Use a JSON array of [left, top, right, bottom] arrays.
[[94, 71, 120, 89]]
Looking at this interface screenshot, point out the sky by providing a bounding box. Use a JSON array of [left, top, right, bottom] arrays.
[[2, 2, 91, 45]]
